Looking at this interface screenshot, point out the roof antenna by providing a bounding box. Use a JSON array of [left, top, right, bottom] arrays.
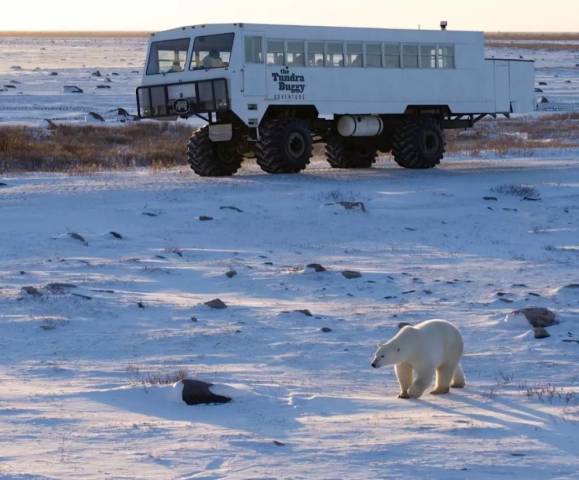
[[440, 21, 448, 31]]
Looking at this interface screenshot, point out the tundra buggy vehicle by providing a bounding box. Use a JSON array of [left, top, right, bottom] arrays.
[[137, 23, 535, 176]]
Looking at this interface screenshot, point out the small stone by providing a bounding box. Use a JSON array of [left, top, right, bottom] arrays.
[[137, 302, 146, 309], [92, 70, 102, 77], [342, 270, 362, 279], [225, 270, 237, 278], [273, 440, 286, 447], [484, 196, 498, 201], [402, 290, 416, 295], [110, 231, 123, 239], [198, 216, 214, 221], [68, 232, 88, 245], [220, 206, 243, 213], [191, 316, 198, 322], [142, 212, 158, 217], [22, 286, 42, 297], [307, 263, 327, 272], [337, 201, 366, 212], [205, 298, 227, 310], [534, 327, 550, 339], [0, 182, 7, 187], [516, 307, 558, 328], [181, 379, 231, 406], [321, 327, 333, 333]]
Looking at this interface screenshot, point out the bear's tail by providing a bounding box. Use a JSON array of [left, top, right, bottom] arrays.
[[451, 364, 466, 388]]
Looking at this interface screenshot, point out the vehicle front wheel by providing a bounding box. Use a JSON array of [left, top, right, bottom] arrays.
[[256, 119, 313, 174], [392, 117, 445, 169], [187, 126, 244, 177]]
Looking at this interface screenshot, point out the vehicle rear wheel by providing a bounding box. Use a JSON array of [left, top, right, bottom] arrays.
[[325, 135, 378, 169], [256, 119, 313, 174], [187, 126, 243, 177], [392, 117, 445, 169]]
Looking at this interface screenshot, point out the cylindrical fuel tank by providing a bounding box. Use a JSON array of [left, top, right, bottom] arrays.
[[337, 115, 384, 137]]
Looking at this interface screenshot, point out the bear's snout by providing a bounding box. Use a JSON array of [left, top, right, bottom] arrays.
[[371, 362, 378, 369]]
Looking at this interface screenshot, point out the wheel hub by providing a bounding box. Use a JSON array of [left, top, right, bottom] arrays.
[[287, 132, 306, 160]]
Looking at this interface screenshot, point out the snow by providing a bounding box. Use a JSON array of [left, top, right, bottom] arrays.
[[1, 155, 579, 479]]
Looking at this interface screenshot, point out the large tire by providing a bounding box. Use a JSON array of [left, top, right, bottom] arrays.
[[392, 117, 446, 169], [187, 126, 243, 177], [325, 135, 378, 169], [256, 119, 313, 174]]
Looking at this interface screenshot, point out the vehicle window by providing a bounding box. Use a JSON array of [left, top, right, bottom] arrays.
[[346, 43, 363, 67], [326, 42, 344, 67], [287, 41, 305, 67], [384, 44, 401, 68], [307, 42, 325, 67], [420, 44, 437, 69], [147, 38, 190, 75], [190, 33, 234, 70], [266, 40, 285, 65], [402, 44, 419, 68], [438, 45, 455, 69], [365, 43, 382, 68], [245, 36, 263, 63]]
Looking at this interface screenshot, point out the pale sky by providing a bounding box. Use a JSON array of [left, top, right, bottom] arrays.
[[1, 0, 578, 32]]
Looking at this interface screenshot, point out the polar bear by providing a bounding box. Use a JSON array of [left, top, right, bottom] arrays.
[[371, 320, 465, 399]]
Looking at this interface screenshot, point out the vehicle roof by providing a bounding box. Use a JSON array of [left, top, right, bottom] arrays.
[[152, 23, 482, 41]]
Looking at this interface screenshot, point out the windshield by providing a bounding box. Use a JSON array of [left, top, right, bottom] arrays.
[[147, 38, 190, 75], [191, 33, 234, 70]]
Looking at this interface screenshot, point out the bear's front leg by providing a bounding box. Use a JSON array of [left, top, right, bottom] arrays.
[[395, 363, 413, 399], [407, 367, 435, 399]]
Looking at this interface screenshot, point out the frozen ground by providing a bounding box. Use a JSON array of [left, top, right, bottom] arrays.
[[0, 35, 578, 124], [1, 155, 578, 479]]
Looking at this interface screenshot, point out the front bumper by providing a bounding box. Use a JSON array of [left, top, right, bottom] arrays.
[[136, 78, 229, 119]]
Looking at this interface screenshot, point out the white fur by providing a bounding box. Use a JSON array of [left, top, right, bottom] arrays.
[[371, 320, 465, 399]]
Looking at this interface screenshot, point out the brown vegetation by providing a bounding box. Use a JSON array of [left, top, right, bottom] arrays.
[[0, 122, 191, 173]]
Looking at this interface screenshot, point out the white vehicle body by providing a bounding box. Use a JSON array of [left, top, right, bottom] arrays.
[[137, 22, 535, 126]]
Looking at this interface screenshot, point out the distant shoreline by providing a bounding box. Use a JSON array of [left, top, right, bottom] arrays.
[[0, 31, 150, 38], [0, 31, 577, 40]]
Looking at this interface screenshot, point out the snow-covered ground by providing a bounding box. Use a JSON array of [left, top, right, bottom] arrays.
[[1, 155, 578, 479]]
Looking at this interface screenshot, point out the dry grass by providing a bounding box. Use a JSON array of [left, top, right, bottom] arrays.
[[485, 32, 579, 51], [445, 113, 579, 157], [485, 32, 579, 41], [0, 123, 192, 173]]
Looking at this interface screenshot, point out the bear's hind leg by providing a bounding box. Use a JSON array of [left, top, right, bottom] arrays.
[[431, 364, 455, 395], [451, 364, 466, 388], [407, 367, 435, 399], [395, 363, 413, 399]]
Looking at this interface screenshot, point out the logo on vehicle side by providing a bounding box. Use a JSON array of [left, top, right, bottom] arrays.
[[271, 68, 306, 97]]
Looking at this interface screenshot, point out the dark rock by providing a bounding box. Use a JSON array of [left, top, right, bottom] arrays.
[[220, 206, 243, 213], [96, 85, 111, 89], [515, 307, 558, 328], [0, 182, 7, 187], [337, 201, 366, 212], [110, 231, 123, 239], [205, 298, 227, 309], [398, 322, 413, 329], [402, 290, 416, 295], [68, 232, 88, 245], [22, 286, 42, 297], [307, 263, 326, 272], [181, 379, 231, 405], [483, 196, 498, 201], [534, 88, 543, 93], [294, 309, 313, 317], [225, 270, 237, 278], [534, 327, 550, 339], [321, 327, 333, 333], [49, 72, 59, 76], [191, 316, 198, 322], [342, 270, 362, 279], [45, 283, 77, 294], [538, 81, 547, 86], [92, 70, 102, 77], [198, 216, 214, 221], [142, 212, 158, 217], [3, 85, 17, 89], [273, 440, 286, 447], [137, 302, 146, 309]]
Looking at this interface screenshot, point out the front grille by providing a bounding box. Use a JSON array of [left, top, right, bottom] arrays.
[[136, 78, 229, 119]]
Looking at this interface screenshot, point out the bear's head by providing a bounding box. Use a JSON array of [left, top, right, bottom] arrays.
[[371, 326, 418, 368]]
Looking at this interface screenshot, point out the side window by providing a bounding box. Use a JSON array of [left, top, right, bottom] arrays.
[[402, 44, 419, 68], [365, 43, 382, 68], [245, 36, 263, 64], [384, 44, 401, 68], [420, 44, 437, 69], [266, 40, 285, 65], [286, 41, 305, 67], [147, 38, 190, 75], [326, 42, 344, 67], [346, 43, 363, 67], [190, 33, 234, 70], [307, 42, 325, 66], [438, 45, 455, 69]]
